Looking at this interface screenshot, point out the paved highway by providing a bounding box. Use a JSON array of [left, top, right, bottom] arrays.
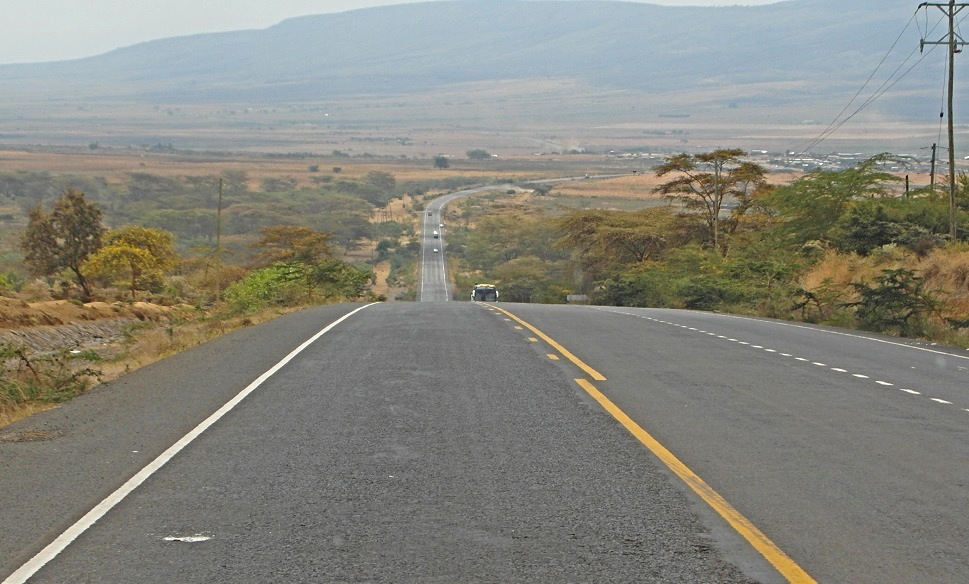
[[1, 303, 765, 583], [500, 304, 969, 583], [418, 184, 516, 302], [418, 177, 625, 301], [3, 302, 969, 582], [3, 179, 968, 582]]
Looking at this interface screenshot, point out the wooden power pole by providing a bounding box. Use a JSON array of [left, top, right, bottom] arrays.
[[920, 1, 968, 241], [215, 177, 224, 302]]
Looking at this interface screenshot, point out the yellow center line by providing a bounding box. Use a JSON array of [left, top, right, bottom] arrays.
[[479, 304, 813, 582], [490, 305, 606, 381], [575, 377, 816, 584]]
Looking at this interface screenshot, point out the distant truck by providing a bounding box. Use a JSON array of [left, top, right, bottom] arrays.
[[471, 283, 499, 302]]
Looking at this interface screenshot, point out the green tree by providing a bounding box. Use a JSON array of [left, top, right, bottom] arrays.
[[250, 225, 333, 266], [84, 226, 177, 299], [365, 171, 397, 192], [764, 154, 902, 245], [223, 260, 372, 312], [654, 148, 766, 254], [555, 207, 683, 282], [20, 188, 105, 300], [466, 149, 491, 160], [433, 155, 450, 169], [260, 176, 298, 193], [221, 170, 250, 197], [126, 173, 180, 202]]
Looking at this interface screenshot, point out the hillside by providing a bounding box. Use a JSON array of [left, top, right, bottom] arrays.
[[0, 0, 935, 114]]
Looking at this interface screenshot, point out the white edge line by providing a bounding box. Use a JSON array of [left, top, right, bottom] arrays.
[[418, 227, 426, 301], [598, 307, 969, 362], [3, 303, 377, 584]]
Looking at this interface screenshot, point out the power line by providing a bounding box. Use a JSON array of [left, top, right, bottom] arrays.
[[789, 10, 931, 156]]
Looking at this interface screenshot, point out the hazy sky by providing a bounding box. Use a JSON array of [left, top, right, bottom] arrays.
[[2, 0, 784, 65]]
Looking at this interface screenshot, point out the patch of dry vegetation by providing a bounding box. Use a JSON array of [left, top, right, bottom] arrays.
[[0, 303, 302, 429], [798, 245, 969, 344]]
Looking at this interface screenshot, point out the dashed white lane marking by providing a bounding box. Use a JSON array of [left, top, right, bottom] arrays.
[[600, 309, 967, 415], [163, 535, 211, 543]]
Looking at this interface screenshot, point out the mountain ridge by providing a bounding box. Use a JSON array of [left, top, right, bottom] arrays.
[[0, 0, 931, 111]]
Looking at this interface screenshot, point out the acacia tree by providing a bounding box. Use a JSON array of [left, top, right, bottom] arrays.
[[84, 226, 177, 299], [764, 154, 903, 245], [250, 225, 333, 266], [555, 207, 683, 282], [21, 188, 105, 300], [654, 148, 766, 254]]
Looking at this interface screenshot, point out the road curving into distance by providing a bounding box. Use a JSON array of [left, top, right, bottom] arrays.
[[419, 175, 628, 302], [418, 183, 521, 302]]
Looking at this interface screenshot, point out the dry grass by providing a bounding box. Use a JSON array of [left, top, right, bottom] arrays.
[[918, 247, 969, 317], [798, 245, 969, 337], [0, 402, 58, 431], [799, 250, 880, 292], [0, 304, 302, 430]]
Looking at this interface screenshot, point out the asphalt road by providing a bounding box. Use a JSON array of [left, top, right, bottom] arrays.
[[500, 303, 969, 583], [4, 301, 969, 582], [4, 177, 968, 582], [418, 185, 516, 302], [1, 302, 767, 583]]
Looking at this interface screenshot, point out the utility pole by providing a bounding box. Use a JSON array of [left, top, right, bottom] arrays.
[[215, 177, 224, 303], [920, 1, 967, 241], [930, 142, 937, 187]]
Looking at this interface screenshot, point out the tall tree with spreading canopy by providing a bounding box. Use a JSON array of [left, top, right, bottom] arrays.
[[84, 226, 177, 299], [763, 154, 904, 245], [654, 148, 766, 254], [20, 188, 105, 300], [250, 225, 333, 266], [555, 207, 683, 283]]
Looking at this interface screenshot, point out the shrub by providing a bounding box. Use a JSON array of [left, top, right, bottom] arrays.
[[844, 268, 942, 337], [223, 264, 303, 313], [0, 345, 101, 411]]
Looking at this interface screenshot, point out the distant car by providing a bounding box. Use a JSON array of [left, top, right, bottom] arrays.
[[439, 223, 444, 228], [433, 230, 439, 238], [428, 211, 432, 216], [433, 248, 439, 253]]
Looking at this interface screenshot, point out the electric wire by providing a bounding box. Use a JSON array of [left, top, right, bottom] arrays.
[[789, 8, 948, 157], [936, 35, 948, 172], [790, 11, 921, 155]]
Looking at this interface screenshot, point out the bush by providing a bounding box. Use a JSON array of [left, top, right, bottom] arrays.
[[0, 345, 101, 411], [223, 264, 303, 313], [845, 268, 942, 337]]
